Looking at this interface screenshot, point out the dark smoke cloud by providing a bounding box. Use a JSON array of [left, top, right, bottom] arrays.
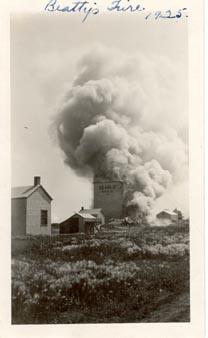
[[55, 45, 188, 218]]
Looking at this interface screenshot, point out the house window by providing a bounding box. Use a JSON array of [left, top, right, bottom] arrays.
[[41, 210, 48, 226]]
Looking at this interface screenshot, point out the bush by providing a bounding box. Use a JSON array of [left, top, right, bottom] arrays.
[[12, 225, 190, 324]]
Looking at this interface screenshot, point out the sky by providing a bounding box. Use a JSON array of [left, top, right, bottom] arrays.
[[11, 13, 189, 222]]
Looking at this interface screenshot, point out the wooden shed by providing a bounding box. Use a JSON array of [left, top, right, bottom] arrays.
[[11, 176, 52, 236], [79, 207, 105, 226], [59, 212, 96, 235]]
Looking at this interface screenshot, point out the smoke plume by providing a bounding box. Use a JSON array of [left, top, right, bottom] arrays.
[[55, 45, 188, 219]]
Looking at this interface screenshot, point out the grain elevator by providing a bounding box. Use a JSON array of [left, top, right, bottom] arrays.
[[93, 177, 126, 221]]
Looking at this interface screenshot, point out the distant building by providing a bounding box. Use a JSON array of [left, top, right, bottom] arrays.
[[11, 176, 52, 236], [59, 212, 96, 235], [173, 208, 183, 221], [93, 177, 126, 221], [156, 209, 178, 223], [51, 223, 60, 235], [79, 207, 105, 226]]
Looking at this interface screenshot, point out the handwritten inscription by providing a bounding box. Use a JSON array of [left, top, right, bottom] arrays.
[[45, 0, 99, 22], [107, 0, 145, 12], [44, 0, 188, 22], [145, 8, 188, 20]]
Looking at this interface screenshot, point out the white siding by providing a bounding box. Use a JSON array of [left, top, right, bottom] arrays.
[[26, 187, 51, 235]]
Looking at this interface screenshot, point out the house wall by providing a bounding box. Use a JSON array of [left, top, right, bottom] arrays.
[[26, 188, 51, 235], [157, 212, 178, 222], [59, 215, 96, 234], [100, 214, 105, 225], [11, 198, 27, 236], [171, 214, 178, 222], [60, 215, 83, 234], [67, 215, 84, 233], [78, 217, 85, 233], [94, 180, 125, 221], [59, 219, 70, 234], [92, 212, 105, 225], [157, 212, 172, 220]]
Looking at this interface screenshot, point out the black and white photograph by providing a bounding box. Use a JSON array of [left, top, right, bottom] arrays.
[[9, 2, 194, 326]]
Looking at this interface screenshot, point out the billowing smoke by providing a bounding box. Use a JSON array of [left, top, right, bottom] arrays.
[[55, 45, 188, 220]]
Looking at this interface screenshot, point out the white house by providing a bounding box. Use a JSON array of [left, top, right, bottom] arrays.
[[11, 176, 52, 236]]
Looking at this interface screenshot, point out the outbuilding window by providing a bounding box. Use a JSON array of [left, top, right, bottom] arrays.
[[41, 210, 48, 226]]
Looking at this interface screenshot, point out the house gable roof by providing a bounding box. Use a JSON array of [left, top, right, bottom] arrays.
[[11, 185, 53, 200], [79, 208, 104, 216], [157, 210, 177, 217], [75, 212, 96, 220], [60, 212, 96, 225]]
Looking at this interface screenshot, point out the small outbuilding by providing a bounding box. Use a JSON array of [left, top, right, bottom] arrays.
[[79, 207, 105, 226], [59, 212, 96, 235], [11, 176, 52, 236], [156, 209, 178, 223]]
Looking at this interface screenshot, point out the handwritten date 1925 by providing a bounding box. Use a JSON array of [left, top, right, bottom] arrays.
[[145, 8, 188, 20]]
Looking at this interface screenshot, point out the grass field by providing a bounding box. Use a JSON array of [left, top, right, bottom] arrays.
[[12, 223, 190, 324]]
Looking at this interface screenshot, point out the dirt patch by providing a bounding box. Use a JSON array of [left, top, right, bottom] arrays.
[[142, 292, 190, 322]]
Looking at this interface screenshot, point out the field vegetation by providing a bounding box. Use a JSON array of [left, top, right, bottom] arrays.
[[12, 223, 190, 324]]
